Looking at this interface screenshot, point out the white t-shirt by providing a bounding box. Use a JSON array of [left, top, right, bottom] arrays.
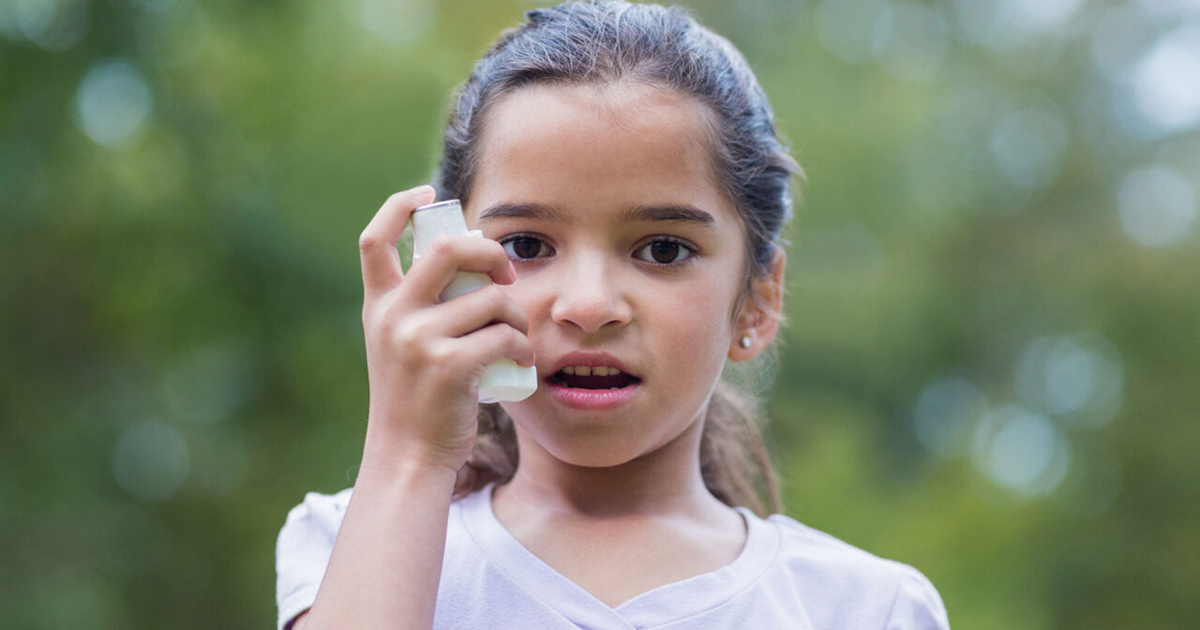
[[276, 485, 950, 629]]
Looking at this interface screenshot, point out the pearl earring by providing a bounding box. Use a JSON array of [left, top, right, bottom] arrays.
[[739, 335, 752, 349]]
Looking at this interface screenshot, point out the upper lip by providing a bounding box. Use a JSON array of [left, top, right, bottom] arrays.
[[547, 351, 638, 378]]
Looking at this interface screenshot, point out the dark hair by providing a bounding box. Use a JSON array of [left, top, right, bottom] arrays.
[[436, 0, 801, 516]]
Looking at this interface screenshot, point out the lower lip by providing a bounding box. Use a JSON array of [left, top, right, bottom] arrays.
[[545, 380, 641, 410]]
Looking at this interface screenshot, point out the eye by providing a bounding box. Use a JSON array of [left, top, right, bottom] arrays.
[[500, 235, 554, 260], [634, 238, 696, 265]]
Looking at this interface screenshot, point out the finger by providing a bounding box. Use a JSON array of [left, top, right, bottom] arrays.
[[403, 235, 516, 303], [360, 185, 437, 296], [446, 322, 536, 370], [404, 284, 529, 341]]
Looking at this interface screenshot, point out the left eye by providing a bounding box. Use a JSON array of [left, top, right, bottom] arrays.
[[500, 235, 554, 260], [635, 240, 694, 265]]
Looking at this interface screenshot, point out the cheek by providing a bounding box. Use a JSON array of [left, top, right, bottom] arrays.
[[645, 282, 739, 359], [494, 276, 548, 325]]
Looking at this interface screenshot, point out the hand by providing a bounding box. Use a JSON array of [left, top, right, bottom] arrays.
[[357, 186, 534, 474]]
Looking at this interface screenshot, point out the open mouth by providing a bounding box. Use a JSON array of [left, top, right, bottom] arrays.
[[548, 366, 641, 390]]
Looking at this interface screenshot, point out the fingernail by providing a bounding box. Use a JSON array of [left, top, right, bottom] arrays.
[[414, 184, 436, 198]]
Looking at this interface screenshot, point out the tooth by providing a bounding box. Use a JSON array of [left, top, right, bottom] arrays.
[[563, 366, 576, 375], [576, 366, 592, 376], [593, 366, 608, 376], [609, 368, 621, 376]]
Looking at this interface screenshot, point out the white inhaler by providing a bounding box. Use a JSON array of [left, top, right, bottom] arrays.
[[410, 199, 538, 403]]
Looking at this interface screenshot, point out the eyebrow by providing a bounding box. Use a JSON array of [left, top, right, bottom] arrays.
[[622, 204, 715, 226], [478, 202, 565, 223], [478, 202, 716, 226]]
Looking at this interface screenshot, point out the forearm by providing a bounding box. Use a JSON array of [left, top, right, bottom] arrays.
[[297, 184, 526, 629], [299, 451, 458, 630]]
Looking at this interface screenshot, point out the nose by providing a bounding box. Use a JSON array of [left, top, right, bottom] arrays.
[[549, 252, 632, 334]]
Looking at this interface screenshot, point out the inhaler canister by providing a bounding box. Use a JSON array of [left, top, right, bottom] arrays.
[[411, 199, 538, 403]]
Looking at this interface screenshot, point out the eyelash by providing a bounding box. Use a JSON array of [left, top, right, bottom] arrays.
[[497, 234, 699, 267]]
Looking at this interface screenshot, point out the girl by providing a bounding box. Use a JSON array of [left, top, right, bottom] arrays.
[[276, 2, 950, 628]]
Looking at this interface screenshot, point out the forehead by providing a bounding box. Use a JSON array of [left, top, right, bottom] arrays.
[[467, 82, 736, 226]]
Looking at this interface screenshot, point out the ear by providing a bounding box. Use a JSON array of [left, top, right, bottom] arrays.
[[728, 249, 786, 362]]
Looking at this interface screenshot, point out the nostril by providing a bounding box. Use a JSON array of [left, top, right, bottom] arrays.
[[549, 287, 632, 332]]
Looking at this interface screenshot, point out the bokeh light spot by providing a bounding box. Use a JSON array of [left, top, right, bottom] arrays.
[[954, 0, 1083, 48], [7, 0, 88, 50], [1015, 334, 1125, 427], [1136, 0, 1200, 18], [816, 0, 887, 64], [1007, 0, 1086, 34], [1132, 24, 1200, 134], [1117, 164, 1197, 247], [988, 107, 1069, 192], [111, 422, 189, 502], [870, 2, 948, 83], [973, 406, 1070, 498], [359, 0, 434, 46], [1091, 6, 1157, 80], [73, 59, 154, 149], [914, 377, 989, 459], [161, 344, 252, 425]]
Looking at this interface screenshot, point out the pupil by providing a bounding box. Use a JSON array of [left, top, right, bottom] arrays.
[[512, 237, 540, 258], [651, 241, 679, 263]]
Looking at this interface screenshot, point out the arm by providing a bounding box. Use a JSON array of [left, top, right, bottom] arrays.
[[292, 459, 457, 629], [293, 186, 532, 630]]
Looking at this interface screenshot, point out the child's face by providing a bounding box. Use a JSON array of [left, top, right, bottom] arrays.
[[465, 83, 760, 468]]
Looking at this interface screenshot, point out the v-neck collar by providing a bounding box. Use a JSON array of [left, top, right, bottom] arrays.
[[455, 485, 781, 629]]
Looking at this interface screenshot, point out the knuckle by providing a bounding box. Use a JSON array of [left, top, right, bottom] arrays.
[[358, 230, 380, 253], [481, 283, 507, 304], [428, 237, 455, 259], [483, 238, 506, 257], [424, 342, 457, 371], [393, 319, 425, 349], [508, 325, 528, 348], [363, 295, 396, 328]]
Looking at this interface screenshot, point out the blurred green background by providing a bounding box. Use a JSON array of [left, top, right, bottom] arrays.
[[3, 0, 1199, 628]]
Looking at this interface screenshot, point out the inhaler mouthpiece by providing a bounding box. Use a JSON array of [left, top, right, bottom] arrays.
[[411, 199, 537, 403]]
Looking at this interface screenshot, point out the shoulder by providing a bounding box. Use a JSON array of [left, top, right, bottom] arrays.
[[279, 487, 355, 543], [273, 487, 479, 630], [275, 487, 355, 581], [759, 513, 950, 629], [275, 488, 354, 630]]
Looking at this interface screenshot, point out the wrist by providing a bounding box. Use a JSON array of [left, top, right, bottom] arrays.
[[359, 435, 464, 488]]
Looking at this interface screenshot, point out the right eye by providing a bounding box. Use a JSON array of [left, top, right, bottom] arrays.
[[500, 235, 554, 260]]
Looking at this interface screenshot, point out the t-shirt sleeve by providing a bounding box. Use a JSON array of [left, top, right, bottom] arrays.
[[884, 564, 951, 630], [275, 489, 352, 630]]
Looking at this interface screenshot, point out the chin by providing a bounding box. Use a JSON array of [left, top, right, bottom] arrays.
[[534, 427, 700, 476], [547, 431, 651, 468], [506, 417, 654, 469], [549, 446, 645, 469]]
